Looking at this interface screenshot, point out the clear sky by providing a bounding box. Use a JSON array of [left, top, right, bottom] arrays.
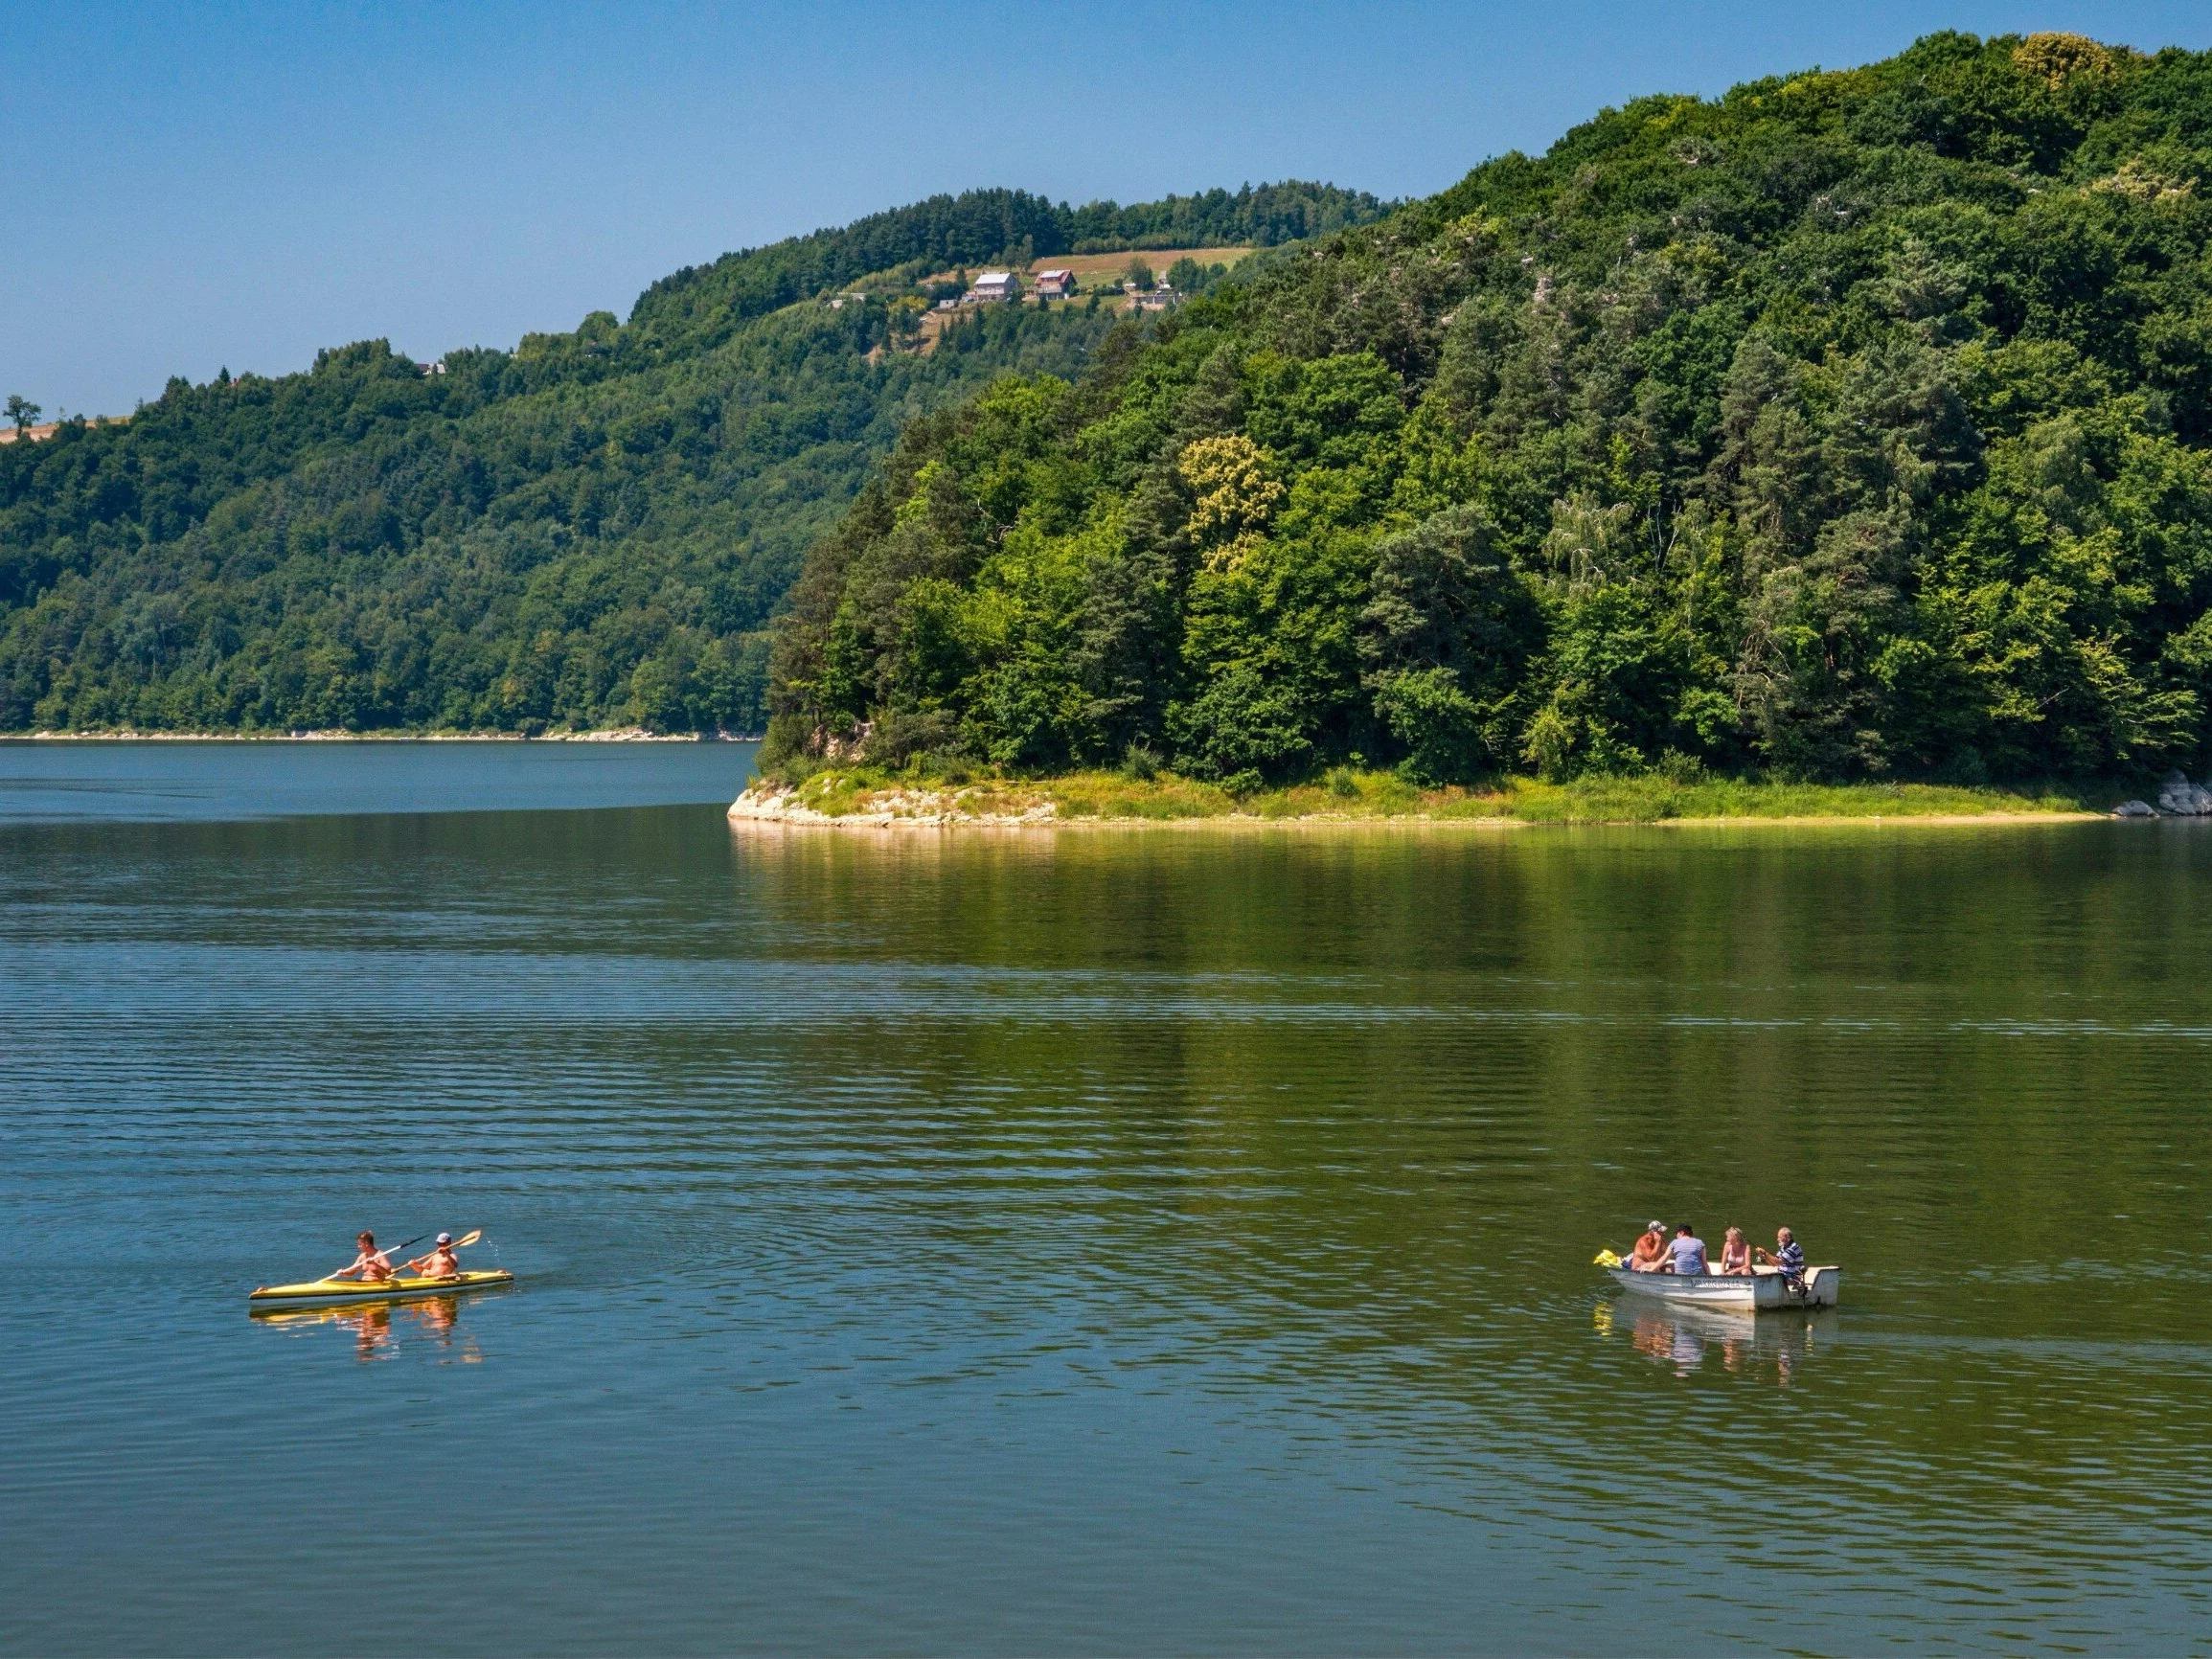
[[7, 1, 2211, 416]]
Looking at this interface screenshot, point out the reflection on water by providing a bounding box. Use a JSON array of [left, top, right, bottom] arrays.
[[1598, 1299, 1834, 1384], [7, 773, 2212, 1652], [251, 1293, 494, 1364]]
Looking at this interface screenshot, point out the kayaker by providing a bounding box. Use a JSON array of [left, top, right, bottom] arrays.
[[1755, 1226, 1806, 1290], [1665, 1223, 1708, 1277], [336, 1231, 395, 1283], [1717, 1226, 1753, 1276], [1628, 1221, 1669, 1272], [407, 1234, 463, 1280]]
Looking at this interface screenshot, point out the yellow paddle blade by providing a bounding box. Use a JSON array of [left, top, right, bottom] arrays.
[[1592, 1248, 1622, 1268], [454, 1229, 483, 1249]]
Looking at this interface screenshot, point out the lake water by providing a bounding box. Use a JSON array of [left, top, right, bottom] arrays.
[[4, 741, 2210, 1654]]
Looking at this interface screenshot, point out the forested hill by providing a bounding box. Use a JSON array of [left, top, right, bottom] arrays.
[[0, 181, 1381, 733], [770, 34, 2212, 788]]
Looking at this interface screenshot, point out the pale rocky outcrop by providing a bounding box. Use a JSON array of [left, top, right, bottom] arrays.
[[728, 782, 1058, 827], [2155, 770, 2212, 815], [2113, 799, 2157, 817]]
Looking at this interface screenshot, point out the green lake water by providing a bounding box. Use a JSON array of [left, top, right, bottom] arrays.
[[3, 741, 2208, 1653]]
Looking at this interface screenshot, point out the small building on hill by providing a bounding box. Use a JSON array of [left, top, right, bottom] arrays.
[[1033, 268, 1078, 300], [967, 271, 1020, 303]]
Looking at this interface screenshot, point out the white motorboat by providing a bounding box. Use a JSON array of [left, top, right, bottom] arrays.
[[1607, 1262, 1839, 1309]]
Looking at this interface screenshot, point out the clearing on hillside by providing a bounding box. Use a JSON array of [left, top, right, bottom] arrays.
[[1035, 247, 1255, 283], [896, 248, 1255, 354], [920, 248, 1256, 288]]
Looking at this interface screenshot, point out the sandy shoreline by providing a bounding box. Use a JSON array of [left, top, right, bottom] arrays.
[[1650, 811, 2104, 828]]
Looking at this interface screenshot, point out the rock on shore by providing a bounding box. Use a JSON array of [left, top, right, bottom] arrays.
[[2156, 770, 2212, 815], [2113, 771, 2212, 816]]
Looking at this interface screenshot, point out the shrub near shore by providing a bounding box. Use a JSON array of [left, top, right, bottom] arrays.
[[748, 763, 2096, 824]]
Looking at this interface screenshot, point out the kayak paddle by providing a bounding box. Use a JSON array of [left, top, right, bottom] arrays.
[[328, 1229, 481, 1281]]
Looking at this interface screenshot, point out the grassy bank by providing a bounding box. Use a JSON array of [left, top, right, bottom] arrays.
[[748, 766, 2105, 826]]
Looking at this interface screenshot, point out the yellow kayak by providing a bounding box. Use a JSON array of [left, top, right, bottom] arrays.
[[248, 1269, 513, 1308]]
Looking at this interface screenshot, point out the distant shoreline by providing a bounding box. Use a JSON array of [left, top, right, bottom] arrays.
[[9, 729, 761, 743]]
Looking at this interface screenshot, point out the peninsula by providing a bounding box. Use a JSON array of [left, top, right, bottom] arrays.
[[761, 33, 2212, 820]]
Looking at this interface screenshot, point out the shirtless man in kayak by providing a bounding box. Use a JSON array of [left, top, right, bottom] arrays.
[[335, 1231, 395, 1283], [406, 1233, 463, 1280]]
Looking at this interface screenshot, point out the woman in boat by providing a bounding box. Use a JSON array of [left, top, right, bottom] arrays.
[[335, 1231, 394, 1283], [1629, 1221, 1670, 1272], [1665, 1223, 1708, 1276], [1717, 1226, 1753, 1276]]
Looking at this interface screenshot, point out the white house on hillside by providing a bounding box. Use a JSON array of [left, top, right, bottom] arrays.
[[967, 270, 1020, 302]]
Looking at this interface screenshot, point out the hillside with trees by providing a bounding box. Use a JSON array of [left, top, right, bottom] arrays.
[[769, 34, 2212, 790], [0, 182, 1380, 734]]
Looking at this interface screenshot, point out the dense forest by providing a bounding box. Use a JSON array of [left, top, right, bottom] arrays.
[[0, 182, 1380, 733], [770, 34, 2212, 788]]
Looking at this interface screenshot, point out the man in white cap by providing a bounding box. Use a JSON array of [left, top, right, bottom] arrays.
[[407, 1233, 463, 1279], [1628, 1220, 1669, 1272]]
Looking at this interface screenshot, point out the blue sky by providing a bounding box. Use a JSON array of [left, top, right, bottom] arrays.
[[7, 1, 2211, 415]]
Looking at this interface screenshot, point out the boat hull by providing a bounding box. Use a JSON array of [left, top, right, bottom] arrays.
[[248, 1269, 513, 1308], [1608, 1264, 1837, 1309]]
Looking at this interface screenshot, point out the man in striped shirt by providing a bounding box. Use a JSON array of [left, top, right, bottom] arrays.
[[1756, 1227, 1806, 1291]]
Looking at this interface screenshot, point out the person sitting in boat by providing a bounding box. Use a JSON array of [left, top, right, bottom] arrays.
[[1628, 1220, 1670, 1272], [406, 1233, 462, 1280], [335, 1231, 394, 1283], [1717, 1226, 1753, 1276], [1755, 1227, 1806, 1290], [1664, 1223, 1708, 1276]]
